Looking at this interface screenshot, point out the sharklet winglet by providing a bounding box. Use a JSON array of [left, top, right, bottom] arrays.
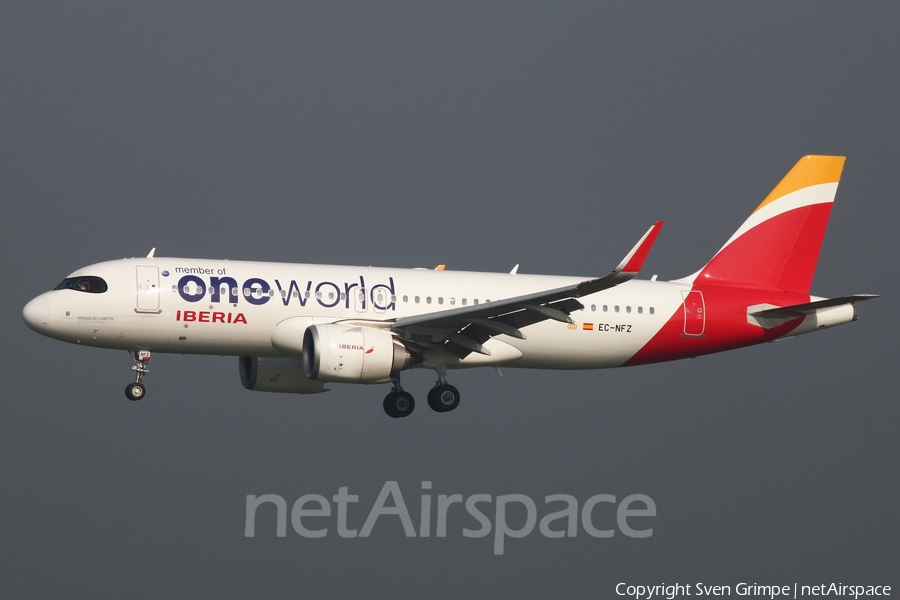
[[615, 221, 663, 275]]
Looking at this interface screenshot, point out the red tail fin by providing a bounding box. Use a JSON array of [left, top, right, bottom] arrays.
[[690, 155, 845, 294]]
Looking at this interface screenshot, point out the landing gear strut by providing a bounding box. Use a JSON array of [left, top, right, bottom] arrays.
[[125, 350, 151, 401], [427, 376, 460, 413], [383, 381, 415, 418]]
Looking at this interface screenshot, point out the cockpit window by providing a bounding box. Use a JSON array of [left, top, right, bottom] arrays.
[[54, 276, 108, 294]]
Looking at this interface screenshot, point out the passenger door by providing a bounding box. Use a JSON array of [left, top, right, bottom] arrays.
[[136, 266, 161, 312]]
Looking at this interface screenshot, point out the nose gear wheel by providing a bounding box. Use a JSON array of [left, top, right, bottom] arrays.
[[126, 350, 151, 401]]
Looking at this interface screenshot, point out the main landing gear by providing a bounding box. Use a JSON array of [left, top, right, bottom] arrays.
[[383, 382, 415, 419], [427, 377, 460, 413], [381, 375, 461, 418], [125, 350, 151, 401]]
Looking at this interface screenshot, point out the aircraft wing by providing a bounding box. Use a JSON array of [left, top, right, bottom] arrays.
[[390, 222, 663, 357]]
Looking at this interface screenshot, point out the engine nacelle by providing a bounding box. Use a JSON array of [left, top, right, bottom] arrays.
[[239, 356, 329, 394], [302, 324, 411, 383]]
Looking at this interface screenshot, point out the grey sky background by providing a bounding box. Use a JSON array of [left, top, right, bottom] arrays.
[[2, 2, 898, 597]]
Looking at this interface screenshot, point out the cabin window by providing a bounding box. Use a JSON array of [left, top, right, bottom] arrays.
[[415, 296, 420, 303], [591, 304, 596, 311], [438, 297, 444, 305], [450, 298, 456, 305], [638, 306, 643, 314], [54, 276, 108, 294], [402, 295, 408, 303], [626, 306, 632, 313], [426, 296, 432, 304], [649, 307, 655, 315], [462, 298, 468, 306], [614, 305, 620, 313]]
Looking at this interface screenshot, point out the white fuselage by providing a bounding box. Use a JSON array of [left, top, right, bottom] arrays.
[[26, 257, 688, 370]]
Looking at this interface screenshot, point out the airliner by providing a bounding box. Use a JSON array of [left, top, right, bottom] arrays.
[[23, 156, 876, 417]]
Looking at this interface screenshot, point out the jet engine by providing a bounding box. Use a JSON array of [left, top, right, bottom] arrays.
[[239, 356, 329, 394], [302, 324, 411, 383]]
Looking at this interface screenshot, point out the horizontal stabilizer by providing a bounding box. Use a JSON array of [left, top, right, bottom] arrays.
[[750, 294, 879, 318]]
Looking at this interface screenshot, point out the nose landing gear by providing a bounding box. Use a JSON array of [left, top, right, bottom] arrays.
[[125, 350, 151, 401]]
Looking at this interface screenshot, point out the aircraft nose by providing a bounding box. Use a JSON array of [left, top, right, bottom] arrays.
[[23, 295, 50, 333]]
